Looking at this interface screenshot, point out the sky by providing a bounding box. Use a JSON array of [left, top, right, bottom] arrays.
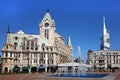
[[0, 0, 120, 60]]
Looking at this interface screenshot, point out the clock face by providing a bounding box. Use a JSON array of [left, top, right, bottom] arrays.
[[45, 23, 49, 27]]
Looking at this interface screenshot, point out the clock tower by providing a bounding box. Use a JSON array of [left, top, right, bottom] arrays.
[[39, 10, 56, 45], [100, 17, 110, 50]]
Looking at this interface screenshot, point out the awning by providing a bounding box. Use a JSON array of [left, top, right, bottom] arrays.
[[22, 67, 29, 70], [39, 66, 46, 69], [13, 67, 20, 71], [31, 66, 37, 68]]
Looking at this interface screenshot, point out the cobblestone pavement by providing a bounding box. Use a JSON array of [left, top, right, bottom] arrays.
[[0, 72, 120, 80]]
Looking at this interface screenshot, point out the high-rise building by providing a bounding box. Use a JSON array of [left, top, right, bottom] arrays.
[[100, 17, 110, 50], [1, 10, 73, 73]]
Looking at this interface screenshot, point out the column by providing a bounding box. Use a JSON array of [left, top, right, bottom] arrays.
[[3, 52, 4, 57], [25, 40, 27, 50], [45, 53, 48, 72], [20, 53, 23, 72], [31, 53, 33, 66], [8, 52, 10, 57], [37, 53, 39, 67], [20, 53, 23, 65], [34, 40, 35, 51], [30, 41, 31, 50], [53, 54, 56, 65]]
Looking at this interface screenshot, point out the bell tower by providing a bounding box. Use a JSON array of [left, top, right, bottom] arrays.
[[39, 10, 56, 45]]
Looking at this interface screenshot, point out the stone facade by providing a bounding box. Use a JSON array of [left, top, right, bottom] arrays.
[[87, 50, 120, 71], [1, 10, 73, 73]]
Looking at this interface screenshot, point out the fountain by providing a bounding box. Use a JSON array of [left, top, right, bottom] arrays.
[[56, 46, 87, 77], [55, 46, 108, 78]]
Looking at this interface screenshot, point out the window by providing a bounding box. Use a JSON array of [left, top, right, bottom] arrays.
[[10, 53, 12, 57], [18, 59, 20, 63], [48, 59, 53, 64], [27, 47, 29, 50], [109, 53, 111, 55], [47, 29, 49, 39], [27, 40, 29, 45], [107, 60, 108, 63], [5, 59, 7, 63], [40, 59, 45, 65], [23, 53, 26, 58], [45, 29, 47, 38], [35, 41, 37, 46], [14, 42, 18, 50], [42, 48, 45, 51], [47, 48, 49, 51], [15, 36, 18, 40], [113, 53, 115, 55], [5, 53, 8, 57], [51, 48, 53, 51], [110, 61, 111, 63], [113, 56, 115, 59], [31, 47, 33, 50], [48, 54, 53, 58], [34, 53, 37, 57], [35, 47, 38, 50], [117, 60, 118, 63], [44, 29, 49, 39], [18, 53, 20, 58], [34, 59, 37, 63], [31, 41, 34, 46], [40, 53, 45, 58]]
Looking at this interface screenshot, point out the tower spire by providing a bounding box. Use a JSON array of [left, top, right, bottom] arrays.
[[103, 16, 107, 35], [100, 16, 110, 50], [68, 36, 72, 49], [7, 24, 10, 33], [46, 9, 50, 13]]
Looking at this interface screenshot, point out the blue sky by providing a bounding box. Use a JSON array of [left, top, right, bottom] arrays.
[[0, 0, 120, 60]]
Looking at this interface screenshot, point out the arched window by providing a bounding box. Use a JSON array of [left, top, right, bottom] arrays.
[[14, 42, 18, 50], [44, 29, 49, 39]]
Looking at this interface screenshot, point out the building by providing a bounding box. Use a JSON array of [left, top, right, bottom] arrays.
[[87, 17, 120, 71], [1, 10, 73, 73]]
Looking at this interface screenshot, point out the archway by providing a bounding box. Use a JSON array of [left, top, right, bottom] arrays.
[[13, 65, 20, 73], [4, 67, 8, 72], [38, 65, 45, 72], [22, 66, 29, 73], [31, 66, 37, 73]]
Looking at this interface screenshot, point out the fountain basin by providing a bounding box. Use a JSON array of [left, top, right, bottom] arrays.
[[55, 73, 108, 78]]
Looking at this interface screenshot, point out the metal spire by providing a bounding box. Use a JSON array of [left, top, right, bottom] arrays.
[[68, 36, 72, 47], [103, 16, 107, 35], [7, 24, 10, 33]]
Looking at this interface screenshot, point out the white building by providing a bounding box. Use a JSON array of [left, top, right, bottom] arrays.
[[87, 17, 120, 71], [1, 10, 73, 73]]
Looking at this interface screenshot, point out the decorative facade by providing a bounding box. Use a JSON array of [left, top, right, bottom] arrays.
[[87, 17, 120, 71], [1, 10, 73, 73], [87, 50, 120, 71]]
